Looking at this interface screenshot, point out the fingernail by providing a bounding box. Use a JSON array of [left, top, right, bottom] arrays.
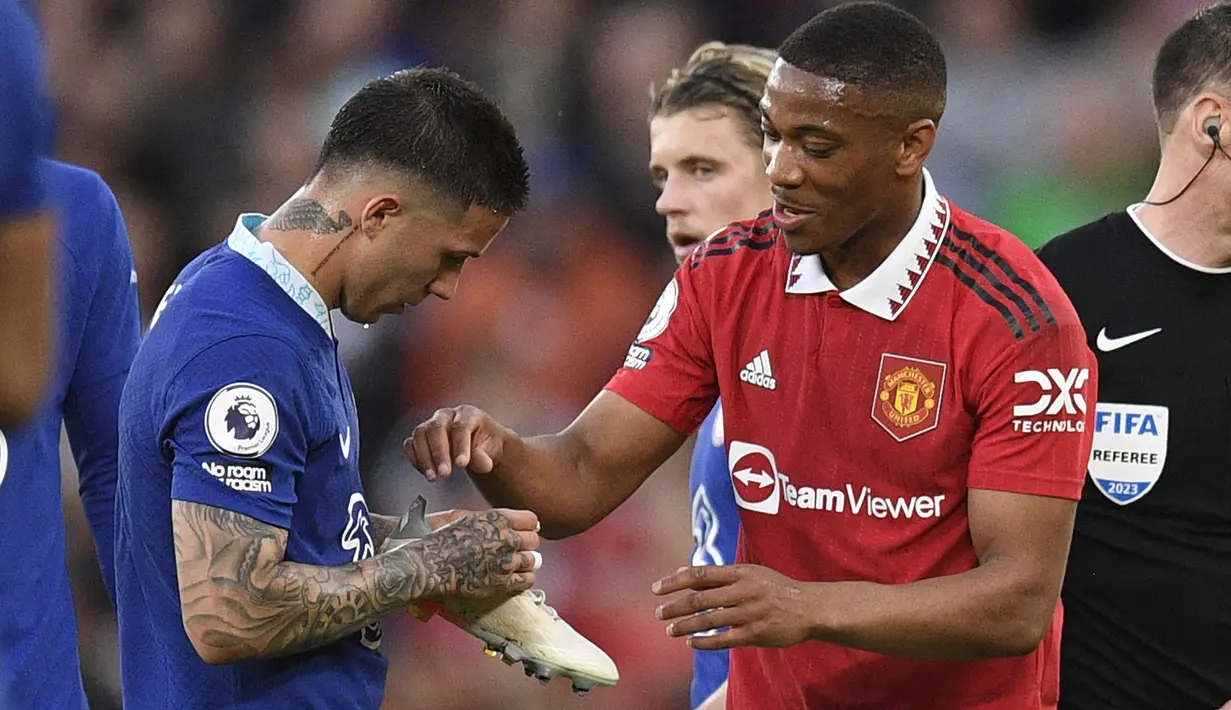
[[667, 623, 675, 636], [437, 464, 449, 476], [535, 520, 541, 533], [530, 551, 542, 571], [655, 606, 663, 620], [455, 455, 467, 466], [686, 637, 694, 649], [676, 566, 688, 574], [651, 581, 661, 594]]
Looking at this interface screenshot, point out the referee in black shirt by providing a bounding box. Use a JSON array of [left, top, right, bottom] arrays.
[[1036, 4, 1231, 709]]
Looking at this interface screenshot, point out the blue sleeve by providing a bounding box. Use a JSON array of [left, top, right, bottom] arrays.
[[61, 169, 141, 602], [0, 1, 51, 216], [689, 403, 735, 709], [164, 336, 312, 529], [689, 404, 736, 567]]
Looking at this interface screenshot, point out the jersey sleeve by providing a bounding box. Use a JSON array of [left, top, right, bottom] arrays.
[[0, 1, 51, 216], [64, 170, 141, 391], [603, 262, 718, 436], [163, 336, 314, 529], [61, 168, 141, 602], [689, 403, 737, 567], [967, 322, 1097, 499]]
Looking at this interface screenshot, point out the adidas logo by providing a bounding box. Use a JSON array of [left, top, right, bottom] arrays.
[[739, 350, 777, 390]]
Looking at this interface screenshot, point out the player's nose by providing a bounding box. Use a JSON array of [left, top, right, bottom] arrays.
[[764, 142, 805, 190], [655, 174, 690, 217], [428, 274, 459, 301]]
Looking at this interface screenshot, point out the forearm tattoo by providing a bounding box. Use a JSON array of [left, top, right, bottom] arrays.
[[262, 199, 353, 235], [173, 501, 523, 661]]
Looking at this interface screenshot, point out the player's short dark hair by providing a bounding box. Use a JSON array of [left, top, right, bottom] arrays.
[[649, 42, 777, 148], [777, 1, 947, 123], [315, 67, 530, 216], [1152, 2, 1231, 133]]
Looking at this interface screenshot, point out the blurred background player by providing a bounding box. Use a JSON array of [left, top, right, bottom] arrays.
[[0, 0, 57, 426], [408, 3, 1097, 708], [1036, 3, 1231, 709], [0, 157, 140, 708], [646, 40, 773, 710]]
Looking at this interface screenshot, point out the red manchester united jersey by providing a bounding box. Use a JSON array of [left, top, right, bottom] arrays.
[[606, 170, 1097, 709]]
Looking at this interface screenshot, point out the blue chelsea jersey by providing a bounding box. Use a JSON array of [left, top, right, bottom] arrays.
[[688, 400, 741, 708], [0, 160, 140, 710], [114, 214, 386, 709]]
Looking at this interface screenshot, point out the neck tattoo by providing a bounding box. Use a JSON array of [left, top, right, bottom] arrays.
[[311, 228, 357, 277], [264, 198, 354, 235]]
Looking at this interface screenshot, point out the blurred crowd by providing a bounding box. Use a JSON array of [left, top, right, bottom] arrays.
[[36, 0, 1202, 708]]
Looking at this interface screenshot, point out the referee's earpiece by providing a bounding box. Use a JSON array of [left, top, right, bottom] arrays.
[[1204, 116, 1222, 145], [1144, 114, 1225, 206]]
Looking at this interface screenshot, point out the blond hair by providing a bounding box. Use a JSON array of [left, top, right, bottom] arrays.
[[649, 41, 777, 146]]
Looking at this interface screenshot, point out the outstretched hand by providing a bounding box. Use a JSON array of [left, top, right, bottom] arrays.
[[405, 405, 515, 481]]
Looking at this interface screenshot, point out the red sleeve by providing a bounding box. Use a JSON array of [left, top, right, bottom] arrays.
[[603, 262, 717, 436], [967, 322, 1098, 499]]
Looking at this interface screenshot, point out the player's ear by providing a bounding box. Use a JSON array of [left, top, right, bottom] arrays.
[[360, 195, 401, 237], [1189, 93, 1225, 146], [895, 118, 936, 178]]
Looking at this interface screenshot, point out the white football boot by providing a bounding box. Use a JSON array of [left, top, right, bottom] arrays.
[[381, 496, 620, 695]]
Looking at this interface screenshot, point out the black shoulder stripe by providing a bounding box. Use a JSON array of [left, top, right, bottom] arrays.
[[692, 231, 777, 267], [948, 225, 1055, 327], [699, 217, 775, 248], [940, 238, 1041, 335], [935, 252, 1025, 340]]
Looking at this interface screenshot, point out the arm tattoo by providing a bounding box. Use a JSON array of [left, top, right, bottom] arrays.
[[262, 199, 353, 235], [172, 501, 525, 663]]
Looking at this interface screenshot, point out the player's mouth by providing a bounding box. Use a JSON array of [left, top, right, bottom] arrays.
[[667, 232, 704, 262], [772, 197, 815, 232]]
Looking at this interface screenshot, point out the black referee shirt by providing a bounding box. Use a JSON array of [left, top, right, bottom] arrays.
[[1036, 206, 1231, 710]]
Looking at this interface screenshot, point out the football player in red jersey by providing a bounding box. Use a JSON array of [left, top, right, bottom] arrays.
[[407, 2, 1097, 707]]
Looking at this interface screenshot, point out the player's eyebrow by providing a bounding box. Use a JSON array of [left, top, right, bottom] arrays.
[[651, 152, 723, 170], [761, 103, 843, 140], [793, 123, 843, 139]]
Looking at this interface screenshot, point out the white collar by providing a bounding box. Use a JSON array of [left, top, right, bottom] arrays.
[[1126, 203, 1231, 274], [226, 213, 333, 334], [784, 168, 951, 321]]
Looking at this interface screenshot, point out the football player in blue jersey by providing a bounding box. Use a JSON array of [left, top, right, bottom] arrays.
[[113, 67, 543, 710], [0, 158, 141, 709], [646, 41, 775, 710], [0, 0, 57, 426]]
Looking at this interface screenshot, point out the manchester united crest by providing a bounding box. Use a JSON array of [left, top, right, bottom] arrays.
[[872, 354, 947, 442]]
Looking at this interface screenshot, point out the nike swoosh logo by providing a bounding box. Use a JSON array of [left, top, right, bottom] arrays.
[[340, 427, 352, 459], [1096, 327, 1162, 352]]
